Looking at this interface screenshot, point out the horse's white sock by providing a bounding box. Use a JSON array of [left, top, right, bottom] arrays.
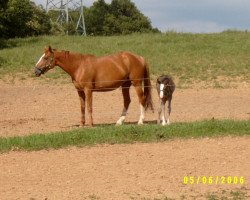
[[116, 108, 127, 125], [138, 104, 145, 125]]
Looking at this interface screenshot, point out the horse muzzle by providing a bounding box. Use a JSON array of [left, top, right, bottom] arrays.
[[34, 67, 43, 77]]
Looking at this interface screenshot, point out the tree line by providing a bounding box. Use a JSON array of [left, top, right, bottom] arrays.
[[0, 0, 159, 39], [0, 0, 51, 39]]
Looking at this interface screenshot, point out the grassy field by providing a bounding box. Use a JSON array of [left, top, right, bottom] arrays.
[[0, 120, 249, 153], [1, 32, 249, 151], [0, 31, 249, 86]]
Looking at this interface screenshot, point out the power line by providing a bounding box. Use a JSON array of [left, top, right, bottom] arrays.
[[46, 0, 86, 35]]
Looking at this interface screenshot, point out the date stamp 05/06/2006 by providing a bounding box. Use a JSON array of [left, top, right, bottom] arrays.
[[183, 176, 245, 185]]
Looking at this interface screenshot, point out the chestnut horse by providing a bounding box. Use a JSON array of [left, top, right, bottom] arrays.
[[35, 46, 153, 127]]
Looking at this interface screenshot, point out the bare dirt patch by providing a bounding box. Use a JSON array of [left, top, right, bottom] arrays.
[[0, 80, 249, 137], [0, 136, 249, 199]]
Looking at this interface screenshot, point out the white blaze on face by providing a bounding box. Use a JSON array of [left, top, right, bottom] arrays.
[[160, 83, 164, 98], [36, 53, 45, 66]]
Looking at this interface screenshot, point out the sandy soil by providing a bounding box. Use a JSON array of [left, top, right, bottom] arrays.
[[0, 80, 250, 199], [0, 136, 249, 199], [0, 81, 249, 137]]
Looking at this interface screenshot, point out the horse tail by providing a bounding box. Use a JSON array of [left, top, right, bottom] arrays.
[[143, 61, 154, 111]]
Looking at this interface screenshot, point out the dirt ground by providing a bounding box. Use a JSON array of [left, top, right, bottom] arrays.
[[0, 80, 250, 199], [0, 137, 249, 199], [0, 80, 249, 137]]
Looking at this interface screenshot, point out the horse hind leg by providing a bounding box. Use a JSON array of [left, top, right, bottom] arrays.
[[166, 98, 172, 125], [116, 81, 131, 125], [138, 103, 145, 125], [134, 84, 146, 125]]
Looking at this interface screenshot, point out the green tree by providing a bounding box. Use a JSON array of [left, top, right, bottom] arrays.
[[0, 0, 9, 39], [85, 0, 158, 36], [5, 0, 34, 38], [1, 0, 51, 39], [106, 0, 155, 35], [85, 0, 109, 35], [0, 0, 8, 8], [26, 2, 51, 36]]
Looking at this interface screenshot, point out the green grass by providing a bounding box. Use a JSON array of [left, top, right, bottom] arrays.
[[206, 190, 248, 200], [0, 120, 249, 153], [0, 31, 250, 85], [139, 189, 248, 199]]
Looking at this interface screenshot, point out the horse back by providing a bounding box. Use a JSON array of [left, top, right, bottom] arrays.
[[117, 51, 147, 77], [90, 51, 146, 76]]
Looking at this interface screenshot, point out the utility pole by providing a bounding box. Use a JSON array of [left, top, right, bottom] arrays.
[[46, 0, 86, 35]]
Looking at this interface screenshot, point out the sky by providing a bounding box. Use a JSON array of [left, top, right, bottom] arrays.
[[34, 0, 250, 33]]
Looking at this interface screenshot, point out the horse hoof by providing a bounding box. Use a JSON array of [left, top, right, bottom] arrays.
[[162, 122, 170, 126], [85, 125, 93, 128], [79, 121, 85, 127], [116, 120, 123, 126]]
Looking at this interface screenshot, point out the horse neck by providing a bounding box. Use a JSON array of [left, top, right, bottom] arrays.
[[54, 51, 81, 78]]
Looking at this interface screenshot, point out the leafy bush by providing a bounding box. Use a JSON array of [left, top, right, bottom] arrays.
[[0, 0, 51, 39], [84, 0, 159, 35]]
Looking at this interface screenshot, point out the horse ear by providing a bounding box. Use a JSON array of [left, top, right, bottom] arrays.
[[44, 45, 53, 53], [49, 46, 52, 52]]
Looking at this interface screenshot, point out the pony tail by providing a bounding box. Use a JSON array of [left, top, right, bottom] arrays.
[[143, 62, 154, 111]]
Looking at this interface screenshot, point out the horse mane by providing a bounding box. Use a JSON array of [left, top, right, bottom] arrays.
[[57, 50, 96, 62], [61, 50, 70, 58]]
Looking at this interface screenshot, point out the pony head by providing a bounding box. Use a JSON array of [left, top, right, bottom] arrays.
[[34, 46, 56, 77]]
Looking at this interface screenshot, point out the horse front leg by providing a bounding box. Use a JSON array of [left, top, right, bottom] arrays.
[[77, 90, 86, 127], [157, 99, 162, 124], [161, 100, 167, 126], [85, 88, 93, 127]]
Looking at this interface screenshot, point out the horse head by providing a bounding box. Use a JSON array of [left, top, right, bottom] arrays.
[[34, 46, 56, 77]]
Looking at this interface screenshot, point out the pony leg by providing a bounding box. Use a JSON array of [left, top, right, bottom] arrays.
[[85, 88, 93, 127], [166, 99, 172, 125], [161, 101, 168, 126], [134, 85, 145, 125], [77, 90, 86, 127], [116, 83, 131, 125], [157, 99, 162, 124]]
